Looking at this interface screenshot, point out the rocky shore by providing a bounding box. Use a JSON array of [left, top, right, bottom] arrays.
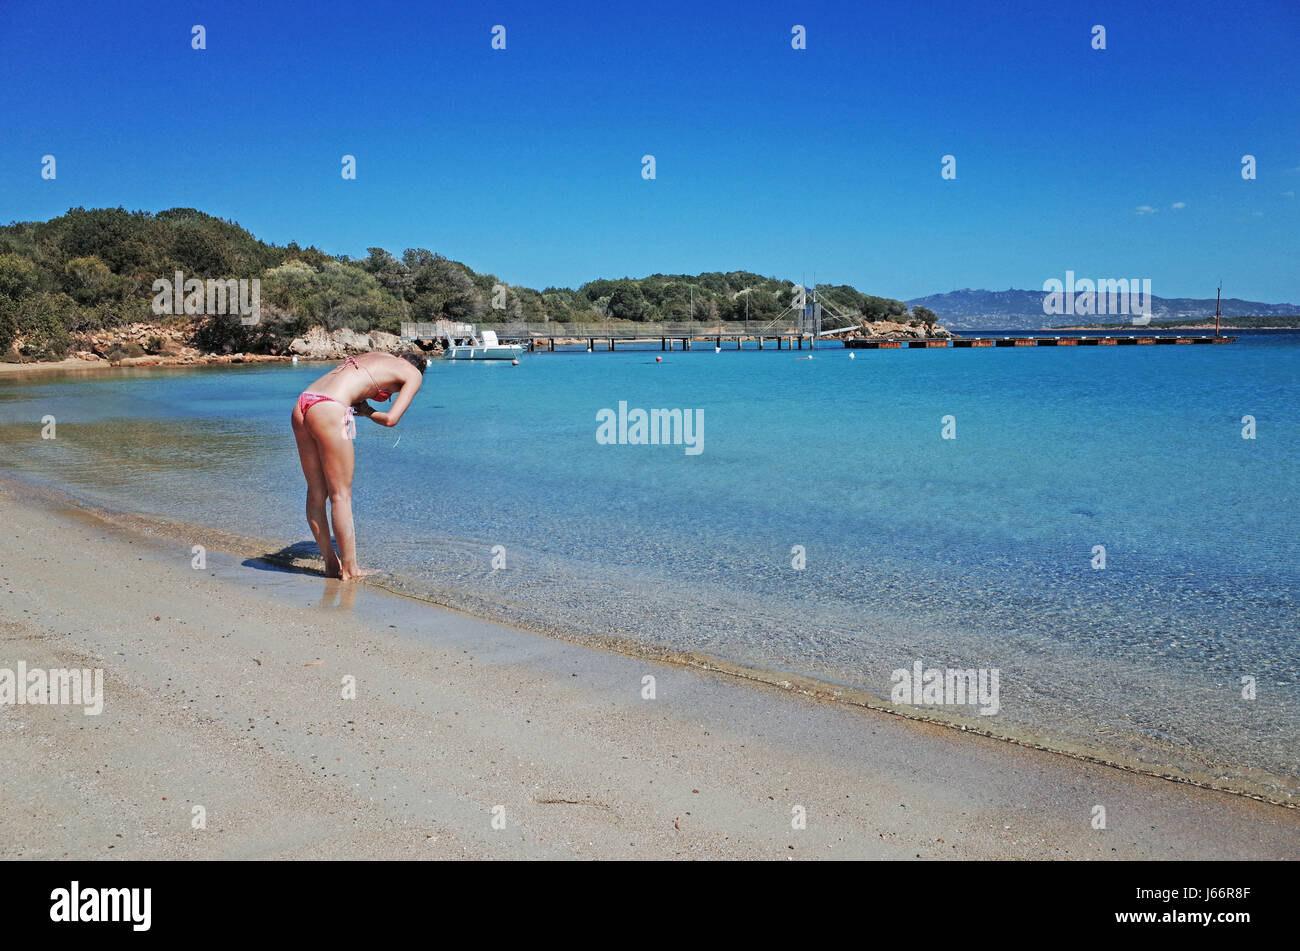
[[15, 321, 428, 369]]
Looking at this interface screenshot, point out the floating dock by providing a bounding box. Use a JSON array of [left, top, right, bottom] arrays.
[[524, 333, 811, 352], [846, 335, 1234, 349]]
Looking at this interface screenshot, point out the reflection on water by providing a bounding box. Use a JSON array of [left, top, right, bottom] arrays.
[[317, 579, 357, 612]]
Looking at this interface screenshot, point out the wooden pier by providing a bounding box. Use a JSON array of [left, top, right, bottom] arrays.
[[845, 335, 1235, 349], [522, 332, 813, 352], [406, 320, 1238, 354]]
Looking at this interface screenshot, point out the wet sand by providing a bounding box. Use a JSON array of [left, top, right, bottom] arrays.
[[0, 481, 1297, 860]]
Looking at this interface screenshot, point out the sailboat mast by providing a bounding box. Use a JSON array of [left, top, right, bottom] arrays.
[[1215, 282, 1222, 337]]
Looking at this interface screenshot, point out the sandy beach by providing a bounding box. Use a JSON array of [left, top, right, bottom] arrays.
[[0, 358, 121, 376], [1, 479, 1296, 860]]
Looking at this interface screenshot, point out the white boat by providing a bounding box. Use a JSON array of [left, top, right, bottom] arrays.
[[443, 329, 524, 361]]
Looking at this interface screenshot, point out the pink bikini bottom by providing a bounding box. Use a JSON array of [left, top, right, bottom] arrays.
[[297, 392, 356, 440]]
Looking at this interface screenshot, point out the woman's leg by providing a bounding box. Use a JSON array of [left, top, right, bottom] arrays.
[[304, 403, 374, 581], [292, 405, 342, 577]]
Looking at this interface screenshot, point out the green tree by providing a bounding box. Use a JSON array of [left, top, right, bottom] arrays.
[[607, 283, 649, 321], [0, 252, 40, 300], [6, 292, 77, 360], [0, 253, 41, 354]]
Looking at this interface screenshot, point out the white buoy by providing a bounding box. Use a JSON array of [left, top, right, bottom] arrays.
[[849, 352, 855, 359]]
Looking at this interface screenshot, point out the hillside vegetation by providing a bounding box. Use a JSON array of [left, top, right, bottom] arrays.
[[0, 207, 929, 360]]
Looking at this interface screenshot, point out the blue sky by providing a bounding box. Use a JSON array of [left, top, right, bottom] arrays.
[[1, 0, 1297, 301]]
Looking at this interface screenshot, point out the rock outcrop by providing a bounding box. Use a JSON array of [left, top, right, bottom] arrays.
[[69, 322, 202, 365], [287, 327, 409, 358], [52, 320, 421, 367], [822, 319, 955, 341]]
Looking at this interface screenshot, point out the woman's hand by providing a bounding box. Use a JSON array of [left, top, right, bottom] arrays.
[[353, 400, 391, 425]]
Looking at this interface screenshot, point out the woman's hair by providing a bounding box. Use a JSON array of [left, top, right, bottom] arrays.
[[399, 351, 429, 374]]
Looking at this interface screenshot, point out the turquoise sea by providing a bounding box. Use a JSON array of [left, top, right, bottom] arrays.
[[2, 333, 1297, 801]]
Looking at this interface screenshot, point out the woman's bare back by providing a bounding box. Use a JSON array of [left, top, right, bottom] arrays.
[[304, 353, 412, 404]]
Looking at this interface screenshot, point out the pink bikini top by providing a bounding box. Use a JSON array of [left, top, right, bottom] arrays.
[[337, 356, 391, 401]]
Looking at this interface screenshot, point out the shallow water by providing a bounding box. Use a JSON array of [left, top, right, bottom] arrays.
[[2, 335, 1297, 800]]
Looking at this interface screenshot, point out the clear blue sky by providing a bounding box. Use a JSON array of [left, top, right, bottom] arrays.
[[1, 0, 1297, 301]]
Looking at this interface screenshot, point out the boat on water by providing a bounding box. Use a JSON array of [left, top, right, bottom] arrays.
[[444, 329, 524, 360], [399, 320, 525, 360]]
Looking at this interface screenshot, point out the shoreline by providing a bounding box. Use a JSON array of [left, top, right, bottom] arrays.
[[2, 346, 1296, 807], [0, 353, 304, 375], [4, 319, 1289, 377], [2, 478, 1298, 859], [3, 318, 434, 374], [1, 468, 1295, 810]]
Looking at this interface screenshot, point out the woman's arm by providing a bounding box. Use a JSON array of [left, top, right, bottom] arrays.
[[367, 365, 422, 427]]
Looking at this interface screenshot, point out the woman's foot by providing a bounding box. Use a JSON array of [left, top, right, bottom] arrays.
[[339, 564, 380, 582], [324, 555, 343, 579]]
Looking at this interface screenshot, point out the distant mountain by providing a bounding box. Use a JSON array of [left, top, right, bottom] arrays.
[[906, 288, 1300, 330]]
